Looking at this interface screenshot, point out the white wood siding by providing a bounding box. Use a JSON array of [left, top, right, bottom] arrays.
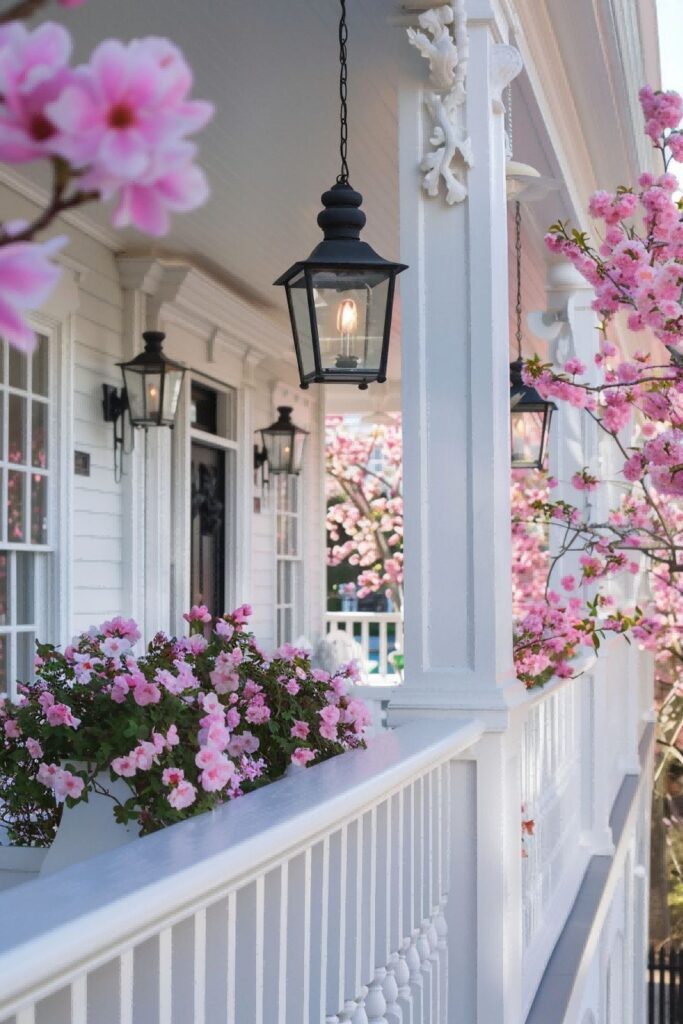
[[0, 181, 325, 654]]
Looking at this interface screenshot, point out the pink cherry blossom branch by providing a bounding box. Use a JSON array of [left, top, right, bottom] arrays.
[[0, 158, 99, 247], [0, 0, 49, 24]]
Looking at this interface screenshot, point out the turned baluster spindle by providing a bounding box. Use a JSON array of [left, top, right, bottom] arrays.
[[366, 967, 389, 1024], [383, 955, 402, 1024]]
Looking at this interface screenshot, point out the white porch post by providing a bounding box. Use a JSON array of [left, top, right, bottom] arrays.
[[539, 261, 617, 852], [391, 3, 524, 718]]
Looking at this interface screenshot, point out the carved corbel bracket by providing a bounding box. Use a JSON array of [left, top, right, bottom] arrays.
[[490, 44, 522, 114], [407, 2, 472, 205]]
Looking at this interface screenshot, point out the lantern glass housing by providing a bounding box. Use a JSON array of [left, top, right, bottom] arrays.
[[119, 331, 186, 428], [510, 358, 556, 470], [276, 184, 406, 390], [258, 406, 308, 475]]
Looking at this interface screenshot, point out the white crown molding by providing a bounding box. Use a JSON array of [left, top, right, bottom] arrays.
[[0, 165, 120, 250], [116, 257, 288, 364]]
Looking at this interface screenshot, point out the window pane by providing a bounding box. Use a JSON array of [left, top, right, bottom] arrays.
[[31, 475, 47, 544], [7, 470, 25, 542], [32, 335, 48, 397], [9, 394, 26, 465], [0, 635, 7, 694], [16, 552, 34, 624], [31, 401, 48, 469], [288, 517, 298, 557], [9, 346, 27, 390], [0, 553, 8, 625], [16, 631, 34, 686]]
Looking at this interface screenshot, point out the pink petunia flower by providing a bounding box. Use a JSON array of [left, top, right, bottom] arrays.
[[167, 779, 197, 810], [291, 747, 316, 768]]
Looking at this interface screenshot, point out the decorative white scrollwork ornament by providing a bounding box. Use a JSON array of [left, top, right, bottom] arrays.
[[407, 2, 472, 205]]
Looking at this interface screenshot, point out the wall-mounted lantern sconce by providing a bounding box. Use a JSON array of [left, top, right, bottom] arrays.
[[119, 331, 187, 428], [255, 406, 308, 479], [102, 331, 187, 479], [509, 202, 555, 470]]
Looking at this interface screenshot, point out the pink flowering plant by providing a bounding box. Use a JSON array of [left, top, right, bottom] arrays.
[[0, 605, 369, 846], [326, 415, 403, 609], [0, 0, 212, 351]]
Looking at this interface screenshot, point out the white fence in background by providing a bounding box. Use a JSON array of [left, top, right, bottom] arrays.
[[0, 718, 483, 1024], [325, 612, 403, 682]]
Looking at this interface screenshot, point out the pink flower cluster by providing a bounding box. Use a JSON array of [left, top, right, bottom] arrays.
[[36, 762, 84, 802], [0, 16, 212, 352], [0, 605, 370, 841]]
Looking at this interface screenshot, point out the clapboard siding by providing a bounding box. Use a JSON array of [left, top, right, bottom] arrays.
[[0, 180, 326, 656]]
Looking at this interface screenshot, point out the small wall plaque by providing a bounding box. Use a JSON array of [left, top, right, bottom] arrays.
[[74, 451, 91, 477]]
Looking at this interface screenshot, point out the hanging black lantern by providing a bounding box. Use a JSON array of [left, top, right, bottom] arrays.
[[256, 406, 308, 475], [509, 202, 555, 469], [274, 0, 407, 390], [118, 331, 186, 428], [510, 358, 555, 469]]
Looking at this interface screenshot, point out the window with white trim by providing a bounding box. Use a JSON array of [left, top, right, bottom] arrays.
[[0, 336, 50, 697], [275, 473, 302, 646]]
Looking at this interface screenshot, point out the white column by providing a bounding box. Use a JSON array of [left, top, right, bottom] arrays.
[[391, 4, 524, 719], [117, 258, 172, 638]]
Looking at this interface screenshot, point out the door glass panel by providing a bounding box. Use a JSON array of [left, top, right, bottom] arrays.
[[190, 442, 226, 617]]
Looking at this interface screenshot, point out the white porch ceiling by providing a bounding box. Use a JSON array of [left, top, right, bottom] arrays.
[[44, 0, 403, 320], [11, 0, 660, 411]]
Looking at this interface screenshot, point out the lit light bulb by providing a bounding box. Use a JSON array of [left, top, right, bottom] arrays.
[[337, 298, 358, 336], [335, 298, 359, 367]]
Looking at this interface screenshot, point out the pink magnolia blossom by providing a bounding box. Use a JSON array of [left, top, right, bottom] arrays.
[[47, 37, 212, 176], [0, 22, 73, 163], [0, 237, 65, 352]]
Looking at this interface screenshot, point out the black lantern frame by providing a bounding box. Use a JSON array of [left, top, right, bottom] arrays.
[[275, 183, 407, 390], [274, 0, 407, 390], [256, 406, 308, 476], [509, 358, 556, 470], [117, 330, 187, 429]]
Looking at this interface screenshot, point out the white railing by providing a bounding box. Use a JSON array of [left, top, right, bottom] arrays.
[[0, 718, 483, 1024], [519, 675, 587, 1012], [325, 612, 403, 682]]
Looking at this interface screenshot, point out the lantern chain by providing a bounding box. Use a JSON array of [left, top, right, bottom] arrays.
[[337, 0, 350, 184], [515, 200, 523, 360]]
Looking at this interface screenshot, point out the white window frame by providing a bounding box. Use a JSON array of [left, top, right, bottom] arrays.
[[274, 472, 303, 646], [0, 312, 70, 698]]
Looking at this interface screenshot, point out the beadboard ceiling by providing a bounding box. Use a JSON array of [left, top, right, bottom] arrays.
[[45, 0, 403, 320]]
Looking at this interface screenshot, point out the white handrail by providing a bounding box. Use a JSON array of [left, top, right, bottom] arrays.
[[0, 718, 483, 1022]]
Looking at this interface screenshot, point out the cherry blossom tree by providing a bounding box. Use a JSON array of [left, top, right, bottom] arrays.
[[326, 416, 403, 611], [0, 0, 213, 352]]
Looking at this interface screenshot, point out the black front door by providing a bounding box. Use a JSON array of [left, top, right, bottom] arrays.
[[190, 442, 225, 616]]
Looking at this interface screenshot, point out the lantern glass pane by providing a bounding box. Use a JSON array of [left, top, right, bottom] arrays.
[[124, 367, 163, 425], [266, 430, 295, 473], [293, 431, 306, 471], [511, 409, 544, 468], [162, 369, 184, 424], [310, 268, 391, 375], [287, 271, 317, 379]]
